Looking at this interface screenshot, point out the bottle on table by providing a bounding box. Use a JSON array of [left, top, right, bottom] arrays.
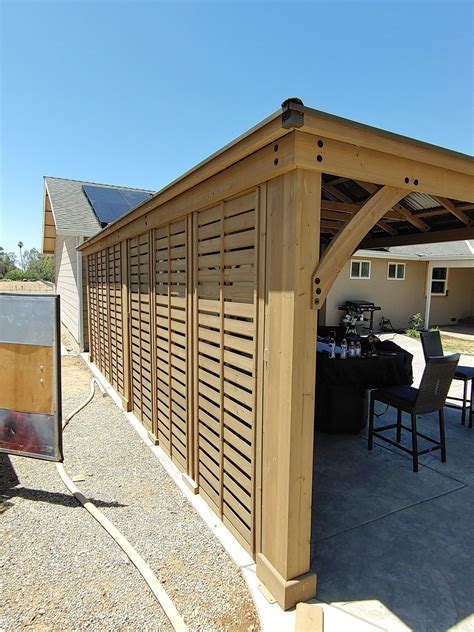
[[340, 338, 348, 359], [355, 341, 362, 357], [328, 333, 336, 359], [348, 341, 355, 358]]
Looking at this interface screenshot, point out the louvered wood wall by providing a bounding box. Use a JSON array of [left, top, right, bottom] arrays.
[[87, 189, 261, 554], [154, 219, 190, 472], [193, 191, 258, 550], [129, 233, 153, 432], [87, 246, 124, 397]]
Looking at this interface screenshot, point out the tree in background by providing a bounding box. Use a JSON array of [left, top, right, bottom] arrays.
[[0, 247, 19, 278], [26, 250, 55, 282], [1, 246, 54, 282], [18, 241, 24, 270]]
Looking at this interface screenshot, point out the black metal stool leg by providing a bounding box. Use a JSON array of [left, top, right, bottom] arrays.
[[439, 408, 447, 462], [411, 412, 419, 472], [368, 395, 375, 450], [461, 379, 468, 425], [396, 408, 402, 443]]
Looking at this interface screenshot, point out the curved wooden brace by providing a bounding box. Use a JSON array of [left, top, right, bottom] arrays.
[[312, 185, 408, 308]]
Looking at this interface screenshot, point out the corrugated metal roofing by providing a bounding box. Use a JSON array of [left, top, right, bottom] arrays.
[[403, 192, 442, 212]]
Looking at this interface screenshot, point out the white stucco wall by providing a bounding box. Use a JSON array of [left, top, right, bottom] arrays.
[[324, 257, 426, 330]]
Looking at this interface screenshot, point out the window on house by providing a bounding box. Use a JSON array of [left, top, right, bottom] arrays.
[[350, 260, 371, 279], [431, 267, 448, 295], [387, 262, 406, 280]]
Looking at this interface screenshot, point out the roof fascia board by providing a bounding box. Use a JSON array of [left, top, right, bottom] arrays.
[[78, 101, 474, 252], [424, 256, 474, 265], [42, 181, 57, 253], [353, 250, 420, 260], [44, 180, 58, 227], [300, 107, 474, 177], [423, 255, 474, 267], [78, 111, 288, 251]]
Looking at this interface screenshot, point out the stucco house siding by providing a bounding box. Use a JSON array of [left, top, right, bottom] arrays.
[[430, 267, 474, 325], [324, 257, 426, 330], [55, 234, 80, 343]]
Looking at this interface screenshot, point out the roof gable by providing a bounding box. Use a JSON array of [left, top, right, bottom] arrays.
[[42, 176, 155, 253]]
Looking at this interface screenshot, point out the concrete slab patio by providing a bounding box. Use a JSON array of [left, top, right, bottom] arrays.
[[310, 334, 474, 631]]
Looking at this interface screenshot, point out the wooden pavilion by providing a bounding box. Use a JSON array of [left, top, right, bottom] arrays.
[[78, 99, 474, 609]]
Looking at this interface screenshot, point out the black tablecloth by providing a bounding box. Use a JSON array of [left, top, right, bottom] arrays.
[[315, 341, 413, 434]]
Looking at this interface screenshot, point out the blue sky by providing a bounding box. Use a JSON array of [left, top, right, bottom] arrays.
[[1, 0, 473, 255]]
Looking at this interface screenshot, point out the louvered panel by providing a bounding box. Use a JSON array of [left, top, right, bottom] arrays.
[[194, 190, 258, 552], [154, 219, 189, 470], [87, 252, 100, 365], [107, 244, 124, 396], [128, 233, 153, 432], [96, 248, 111, 381]]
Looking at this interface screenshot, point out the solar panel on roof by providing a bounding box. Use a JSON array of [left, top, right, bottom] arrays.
[[82, 184, 152, 225]]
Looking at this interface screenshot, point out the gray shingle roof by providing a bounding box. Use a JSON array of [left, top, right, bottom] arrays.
[[387, 240, 474, 258], [44, 176, 155, 237]]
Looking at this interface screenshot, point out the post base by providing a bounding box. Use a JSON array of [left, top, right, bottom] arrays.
[[147, 430, 159, 445], [256, 554, 317, 610], [121, 397, 132, 412], [182, 474, 199, 494]]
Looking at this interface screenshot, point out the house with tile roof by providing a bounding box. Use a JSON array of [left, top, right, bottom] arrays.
[[323, 240, 474, 331], [41, 176, 154, 349]]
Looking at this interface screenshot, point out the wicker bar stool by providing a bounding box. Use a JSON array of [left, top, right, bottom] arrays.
[[368, 354, 460, 472], [421, 331, 474, 428]]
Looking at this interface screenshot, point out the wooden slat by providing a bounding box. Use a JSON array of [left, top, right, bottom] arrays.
[[194, 190, 258, 551]]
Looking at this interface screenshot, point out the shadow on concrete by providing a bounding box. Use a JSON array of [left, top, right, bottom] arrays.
[[311, 407, 474, 631]]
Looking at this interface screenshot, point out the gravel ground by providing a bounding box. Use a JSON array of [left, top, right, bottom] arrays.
[[1, 357, 259, 631]]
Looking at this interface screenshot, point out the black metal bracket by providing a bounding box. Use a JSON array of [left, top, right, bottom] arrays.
[[281, 97, 305, 129]]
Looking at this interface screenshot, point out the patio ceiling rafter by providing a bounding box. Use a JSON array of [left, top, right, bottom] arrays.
[[312, 186, 408, 308], [351, 179, 429, 233], [322, 179, 398, 236], [433, 196, 473, 227]]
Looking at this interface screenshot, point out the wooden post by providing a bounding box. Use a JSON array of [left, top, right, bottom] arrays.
[[121, 240, 132, 412], [256, 169, 321, 609]]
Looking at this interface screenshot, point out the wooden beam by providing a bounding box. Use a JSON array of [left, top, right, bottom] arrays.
[[354, 179, 428, 233], [257, 169, 321, 609], [324, 180, 398, 234], [321, 198, 400, 220], [321, 199, 357, 213], [393, 203, 431, 232], [300, 108, 474, 177], [80, 133, 297, 255], [312, 186, 407, 307], [79, 116, 290, 252], [359, 225, 474, 249], [433, 196, 474, 226], [295, 131, 474, 203]]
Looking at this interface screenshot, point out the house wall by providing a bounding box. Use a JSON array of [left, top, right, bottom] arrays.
[[430, 267, 474, 325], [323, 257, 426, 330], [55, 235, 80, 344]]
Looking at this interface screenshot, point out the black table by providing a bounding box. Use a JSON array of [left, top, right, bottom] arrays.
[[315, 340, 413, 434]]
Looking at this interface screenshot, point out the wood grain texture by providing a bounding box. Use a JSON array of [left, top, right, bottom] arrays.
[[0, 343, 53, 414], [194, 189, 259, 553], [259, 170, 321, 585], [312, 186, 407, 307]]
